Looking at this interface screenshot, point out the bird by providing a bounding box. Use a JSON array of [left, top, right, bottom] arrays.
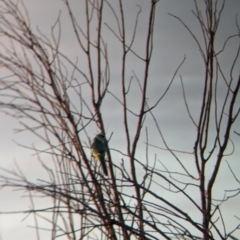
[[90, 133, 108, 176]]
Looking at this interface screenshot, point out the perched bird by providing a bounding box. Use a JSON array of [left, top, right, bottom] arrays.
[[90, 133, 108, 176]]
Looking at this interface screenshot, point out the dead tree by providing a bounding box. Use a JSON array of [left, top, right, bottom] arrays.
[[0, 0, 239, 239]]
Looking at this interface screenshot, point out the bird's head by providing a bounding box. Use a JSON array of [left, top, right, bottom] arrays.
[[96, 133, 106, 142]]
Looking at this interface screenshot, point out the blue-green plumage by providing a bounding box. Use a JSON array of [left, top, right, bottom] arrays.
[[90, 133, 108, 176]]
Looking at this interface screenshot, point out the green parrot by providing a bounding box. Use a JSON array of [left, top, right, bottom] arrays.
[[90, 133, 108, 176]]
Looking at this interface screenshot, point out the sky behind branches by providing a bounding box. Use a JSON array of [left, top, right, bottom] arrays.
[[0, 0, 240, 239]]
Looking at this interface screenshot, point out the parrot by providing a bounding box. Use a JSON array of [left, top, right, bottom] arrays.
[[90, 133, 108, 176]]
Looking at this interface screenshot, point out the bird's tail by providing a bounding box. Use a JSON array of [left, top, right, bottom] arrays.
[[100, 155, 108, 176]]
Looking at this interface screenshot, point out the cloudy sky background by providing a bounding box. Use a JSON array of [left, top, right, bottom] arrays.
[[0, 0, 240, 239]]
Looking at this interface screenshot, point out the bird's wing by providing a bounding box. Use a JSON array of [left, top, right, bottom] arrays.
[[91, 138, 105, 152]]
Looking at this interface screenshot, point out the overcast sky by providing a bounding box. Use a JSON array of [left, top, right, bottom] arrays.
[[0, 0, 240, 239]]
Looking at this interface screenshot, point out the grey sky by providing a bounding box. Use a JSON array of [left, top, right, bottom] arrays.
[[0, 0, 239, 239]]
